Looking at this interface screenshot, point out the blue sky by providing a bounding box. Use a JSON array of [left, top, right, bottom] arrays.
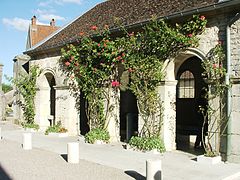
[[0, 0, 104, 84]]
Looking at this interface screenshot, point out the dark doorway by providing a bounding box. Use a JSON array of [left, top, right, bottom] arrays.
[[120, 90, 138, 142], [176, 57, 207, 151], [79, 92, 90, 135], [46, 73, 56, 126]]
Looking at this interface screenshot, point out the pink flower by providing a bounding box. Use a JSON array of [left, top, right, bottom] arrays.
[[121, 60, 125, 63], [98, 43, 101, 47], [90, 25, 97, 31], [111, 80, 120, 87], [200, 16, 205, 21], [187, 34, 193, 38], [128, 32, 134, 36], [213, 63, 218, 68], [128, 68, 133, 72], [117, 56, 122, 61], [65, 61, 70, 66]]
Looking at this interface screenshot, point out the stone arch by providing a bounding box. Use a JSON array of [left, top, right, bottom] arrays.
[[36, 68, 57, 127], [174, 48, 208, 151], [174, 48, 206, 79]]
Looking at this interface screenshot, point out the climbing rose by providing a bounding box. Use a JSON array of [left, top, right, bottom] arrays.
[[213, 63, 218, 68], [65, 61, 70, 66], [187, 34, 193, 38], [91, 25, 97, 31], [200, 16, 205, 20], [111, 81, 120, 87]]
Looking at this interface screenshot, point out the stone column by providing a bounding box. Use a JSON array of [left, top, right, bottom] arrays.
[[159, 80, 177, 151], [12, 54, 30, 121], [106, 88, 120, 142]]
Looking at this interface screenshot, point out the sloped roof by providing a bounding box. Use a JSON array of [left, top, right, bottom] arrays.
[[25, 0, 221, 55]]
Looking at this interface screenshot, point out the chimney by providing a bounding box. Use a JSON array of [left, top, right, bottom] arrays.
[[50, 19, 55, 26], [31, 15, 37, 25]]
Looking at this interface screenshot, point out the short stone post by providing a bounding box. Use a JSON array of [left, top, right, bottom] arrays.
[[23, 133, 32, 150], [146, 159, 162, 180], [67, 142, 79, 164]]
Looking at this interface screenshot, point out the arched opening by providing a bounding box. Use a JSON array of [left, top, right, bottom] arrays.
[[45, 73, 56, 126], [120, 90, 138, 142], [79, 92, 90, 135], [176, 56, 207, 151]]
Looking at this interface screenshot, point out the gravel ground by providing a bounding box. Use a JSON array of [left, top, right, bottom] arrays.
[[0, 139, 133, 180]]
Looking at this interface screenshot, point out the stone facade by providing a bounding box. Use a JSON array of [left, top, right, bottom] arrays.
[[29, 57, 79, 135], [17, 2, 240, 163]]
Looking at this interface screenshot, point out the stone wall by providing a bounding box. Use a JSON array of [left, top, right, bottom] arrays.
[[30, 56, 79, 135], [0, 64, 5, 121]]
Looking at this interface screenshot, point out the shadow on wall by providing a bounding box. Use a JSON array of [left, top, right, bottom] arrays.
[[0, 164, 12, 180]]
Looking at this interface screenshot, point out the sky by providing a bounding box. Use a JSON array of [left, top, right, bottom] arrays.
[[0, 0, 105, 84]]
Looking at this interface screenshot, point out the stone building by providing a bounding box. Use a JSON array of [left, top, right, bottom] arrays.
[[14, 0, 240, 162]]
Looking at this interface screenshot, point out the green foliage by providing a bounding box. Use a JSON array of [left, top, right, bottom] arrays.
[[11, 65, 41, 124], [85, 128, 110, 144], [60, 15, 207, 139], [2, 83, 13, 93], [45, 121, 68, 135], [118, 15, 207, 137], [22, 122, 40, 131], [129, 136, 165, 152]]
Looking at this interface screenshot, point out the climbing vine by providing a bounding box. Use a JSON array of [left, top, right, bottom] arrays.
[[201, 42, 229, 156], [12, 65, 41, 125], [60, 15, 207, 142]]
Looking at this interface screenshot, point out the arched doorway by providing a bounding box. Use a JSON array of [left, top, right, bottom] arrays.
[[45, 73, 56, 126], [176, 56, 207, 150]]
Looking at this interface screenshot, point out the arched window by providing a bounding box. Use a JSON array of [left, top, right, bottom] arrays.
[[178, 70, 195, 98]]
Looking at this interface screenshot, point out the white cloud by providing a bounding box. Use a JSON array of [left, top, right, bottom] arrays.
[[2, 17, 30, 32], [38, 0, 82, 6], [34, 9, 66, 22]]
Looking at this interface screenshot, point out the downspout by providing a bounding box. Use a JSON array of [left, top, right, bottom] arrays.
[[226, 12, 240, 160]]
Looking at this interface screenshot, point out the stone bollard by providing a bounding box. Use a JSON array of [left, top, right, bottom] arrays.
[[146, 159, 162, 180], [23, 133, 32, 150], [67, 142, 79, 164]]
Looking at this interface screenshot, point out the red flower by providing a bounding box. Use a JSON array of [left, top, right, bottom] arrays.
[[79, 32, 85, 36], [98, 43, 101, 47], [65, 61, 70, 66], [117, 56, 122, 61], [187, 34, 193, 38], [200, 16, 205, 21], [122, 53, 125, 57], [104, 43, 107, 47], [111, 80, 120, 87], [121, 60, 125, 63], [90, 25, 97, 31]]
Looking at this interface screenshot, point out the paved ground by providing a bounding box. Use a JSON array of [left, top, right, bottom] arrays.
[[1, 120, 240, 180]]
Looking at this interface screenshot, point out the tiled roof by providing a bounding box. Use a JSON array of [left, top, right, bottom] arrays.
[[30, 24, 60, 48], [26, 0, 219, 54]]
